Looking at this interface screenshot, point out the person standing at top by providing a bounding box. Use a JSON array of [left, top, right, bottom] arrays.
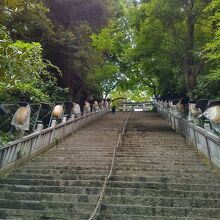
[[112, 104, 116, 114]]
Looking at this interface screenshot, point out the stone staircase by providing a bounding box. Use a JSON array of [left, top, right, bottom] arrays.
[[98, 112, 220, 220], [0, 113, 127, 220], [0, 112, 220, 220]]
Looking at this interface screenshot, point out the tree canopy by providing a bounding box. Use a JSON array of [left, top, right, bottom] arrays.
[[0, 0, 219, 102]]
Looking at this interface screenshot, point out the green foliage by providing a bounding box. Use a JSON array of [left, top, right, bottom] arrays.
[[1, 0, 219, 104], [0, 25, 64, 102], [204, 0, 220, 62], [194, 0, 220, 99], [1, 0, 53, 42], [91, 0, 218, 100], [110, 88, 150, 104], [0, 131, 15, 148], [88, 62, 122, 98], [1, 0, 122, 102]]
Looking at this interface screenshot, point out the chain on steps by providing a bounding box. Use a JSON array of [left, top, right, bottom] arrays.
[[88, 111, 132, 220]]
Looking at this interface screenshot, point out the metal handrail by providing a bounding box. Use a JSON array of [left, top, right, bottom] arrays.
[[0, 108, 110, 170], [156, 104, 220, 171], [160, 107, 220, 145]]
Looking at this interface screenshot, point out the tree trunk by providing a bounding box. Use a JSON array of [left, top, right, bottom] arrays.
[[153, 85, 158, 99], [184, 12, 196, 100]]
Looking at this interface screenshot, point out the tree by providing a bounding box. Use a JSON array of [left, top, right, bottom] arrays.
[[133, 0, 213, 99], [0, 26, 64, 102], [1, 0, 117, 101], [1, 0, 54, 42], [194, 0, 220, 99]]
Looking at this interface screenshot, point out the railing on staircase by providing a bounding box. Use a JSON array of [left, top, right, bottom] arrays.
[[0, 108, 109, 172], [156, 104, 220, 172]]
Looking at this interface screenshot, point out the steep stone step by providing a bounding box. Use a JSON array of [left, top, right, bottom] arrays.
[[0, 179, 104, 188], [7, 173, 220, 184], [113, 170, 218, 179], [115, 154, 200, 160], [7, 173, 106, 181], [13, 168, 109, 175], [115, 159, 204, 166], [0, 191, 98, 203], [114, 162, 208, 170], [105, 187, 220, 199], [0, 184, 102, 195], [48, 148, 114, 152], [116, 151, 200, 156], [115, 154, 201, 159], [113, 166, 212, 173], [23, 164, 111, 170], [0, 199, 96, 213], [100, 204, 220, 218], [103, 195, 220, 208], [109, 175, 220, 184], [107, 181, 220, 192], [114, 167, 211, 174], [120, 143, 192, 146], [96, 214, 219, 220], [119, 145, 193, 148], [35, 157, 113, 163], [24, 162, 112, 167], [0, 208, 90, 220], [44, 150, 114, 154]]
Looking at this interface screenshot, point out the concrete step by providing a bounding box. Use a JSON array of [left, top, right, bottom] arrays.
[[103, 195, 220, 208], [0, 208, 90, 220], [116, 152, 200, 157], [7, 173, 220, 184], [113, 166, 211, 174], [23, 164, 111, 170], [114, 162, 208, 170], [36, 157, 113, 163], [116, 150, 199, 155], [0, 184, 102, 195], [100, 204, 220, 218], [7, 173, 106, 181], [107, 181, 220, 192], [105, 187, 220, 200], [112, 170, 218, 179], [96, 214, 219, 220], [0, 199, 95, 213], [120, 142, 193, 145], [115, 159, 205, 166], [0, 178, 104, 187], [115, 155, 201, 162], [48, 148, 114, 152], [115, 154, 200, 160], [14, 168, 109, 175], [42, 153, 113, 157], [109, 175, 220, 184], [119, 146, 193, 149], [0, 191, 98, 203], [44, 150, 114, 155], [24, 161, 112, 167]]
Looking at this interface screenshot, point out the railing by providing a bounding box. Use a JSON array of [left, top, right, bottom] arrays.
[[156, 104, 220, 172], [0, 108, 109, 171]]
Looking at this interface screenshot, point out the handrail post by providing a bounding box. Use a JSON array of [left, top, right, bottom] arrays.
[[205, 136, 214, 170]]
